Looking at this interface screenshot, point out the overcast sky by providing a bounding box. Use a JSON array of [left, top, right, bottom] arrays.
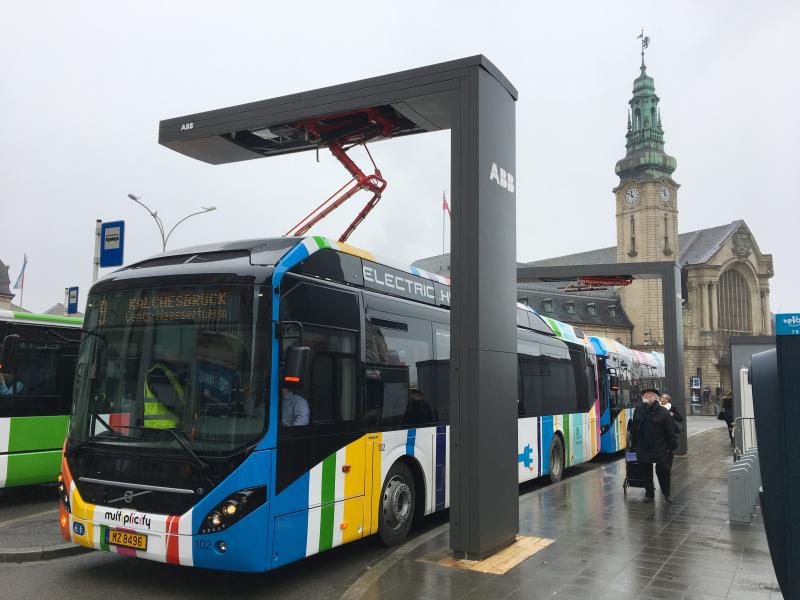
[[2, 1, 798, 315]]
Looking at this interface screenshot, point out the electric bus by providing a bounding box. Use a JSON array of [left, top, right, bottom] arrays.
[[589, 336, 665, 454], [58, 236, 605, 572], [0, 310, 82, 488]]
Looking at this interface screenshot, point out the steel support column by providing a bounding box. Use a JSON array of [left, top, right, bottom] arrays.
[[449, 67, 519, 559]]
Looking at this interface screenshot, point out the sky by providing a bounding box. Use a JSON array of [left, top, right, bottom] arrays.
[[1, 1, 798, 314]]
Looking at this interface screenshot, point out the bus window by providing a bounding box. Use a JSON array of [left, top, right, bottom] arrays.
[[518, 338, 543, 417], [0, 339, 77, 417], [365, 314, 435, 428], [279, 279, 360, 428], [295, 325, 358, 426], [430, 323, 450, 423], [570, 348, 594, 414], [541, 344, 576, 415]]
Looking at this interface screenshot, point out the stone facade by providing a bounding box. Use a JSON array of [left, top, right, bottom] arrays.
[[0, 260, 13, 310]]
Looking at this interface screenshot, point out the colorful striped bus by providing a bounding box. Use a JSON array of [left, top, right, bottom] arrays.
[[0, 310, 82, 488], [589, 336, 666, 454], [59, 237, 610, 572]]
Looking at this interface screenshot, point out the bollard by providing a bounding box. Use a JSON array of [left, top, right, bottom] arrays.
[[728, 464, 754, 523]]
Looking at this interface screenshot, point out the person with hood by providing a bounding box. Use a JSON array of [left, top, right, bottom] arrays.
[[631, 387, 678, 503]]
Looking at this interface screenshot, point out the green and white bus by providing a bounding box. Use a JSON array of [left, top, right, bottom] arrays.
[[0, 310, 82, 488]]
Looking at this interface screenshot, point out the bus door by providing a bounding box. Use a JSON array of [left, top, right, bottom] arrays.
[[271, 277, 365, 567]]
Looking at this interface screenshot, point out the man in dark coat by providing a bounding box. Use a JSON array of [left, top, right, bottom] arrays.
[[631, 388, 678, 503]]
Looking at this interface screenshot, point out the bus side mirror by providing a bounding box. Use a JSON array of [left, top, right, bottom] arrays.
[[0, 334, 20, 374], [283, 346, 310, 386], [609, 374, 619, 391]]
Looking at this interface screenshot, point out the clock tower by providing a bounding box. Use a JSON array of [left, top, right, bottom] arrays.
[[614, 48, 679, 348]]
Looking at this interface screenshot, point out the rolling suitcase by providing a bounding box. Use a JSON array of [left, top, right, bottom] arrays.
[[623, 450, 646, 495]]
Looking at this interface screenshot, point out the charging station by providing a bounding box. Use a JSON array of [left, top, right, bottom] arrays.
[[158, 56, 519, 560]]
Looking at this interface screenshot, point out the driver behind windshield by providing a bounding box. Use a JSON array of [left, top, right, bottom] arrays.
[[143, 344, 187, 429], [0, 368, 24, 396]]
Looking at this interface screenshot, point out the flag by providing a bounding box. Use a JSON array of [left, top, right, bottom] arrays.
[[12, 255, 27, 289], [442, 191, 451, 217]]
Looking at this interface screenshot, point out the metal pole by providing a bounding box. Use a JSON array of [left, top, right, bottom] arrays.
[[63, 288, 68, 316], [92, 220, 101, 283], [662, 263, 687, 455]]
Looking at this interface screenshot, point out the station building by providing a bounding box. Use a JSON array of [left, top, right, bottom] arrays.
[[415, 59, 774, 399]]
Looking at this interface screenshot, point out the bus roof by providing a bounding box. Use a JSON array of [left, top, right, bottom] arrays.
[[122, 236, 595, 351], [0, 310, 83, 327], [589, 335, 664, 367]]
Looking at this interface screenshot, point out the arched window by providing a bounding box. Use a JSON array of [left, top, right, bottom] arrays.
[[634, 108, 641, 129], [718, 270, 752, 334], [650, 107, 656, 128]]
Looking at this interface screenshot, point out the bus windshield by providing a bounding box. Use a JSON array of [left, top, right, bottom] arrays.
[[69, 284, 269, 457]]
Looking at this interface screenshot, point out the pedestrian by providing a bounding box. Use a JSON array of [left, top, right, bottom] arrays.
[[659, 393, 683, 431], [631, 387, 678, 503], [720, 392, 734, 444]]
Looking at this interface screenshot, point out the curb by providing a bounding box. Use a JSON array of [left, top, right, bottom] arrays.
[[0, 543, 89, 563]]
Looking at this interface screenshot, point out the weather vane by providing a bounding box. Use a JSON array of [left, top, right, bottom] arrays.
[[637, 28, 651, 67]]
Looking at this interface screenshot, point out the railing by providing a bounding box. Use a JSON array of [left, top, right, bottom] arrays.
[[734, 417, 757, 460]]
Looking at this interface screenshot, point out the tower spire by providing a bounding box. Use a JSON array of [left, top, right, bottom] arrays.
[[637, 28, 650, 70], [615, 37, 676, 179]]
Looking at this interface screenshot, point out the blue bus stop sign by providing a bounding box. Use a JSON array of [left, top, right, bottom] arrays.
[[99, 221, 125, 267], [67, 287, 79, 315]]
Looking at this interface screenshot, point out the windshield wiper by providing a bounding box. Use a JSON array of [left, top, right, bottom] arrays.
[[66, 414, 120, 457], [45, 327, 106, 344], [115, 425, 216, 487]]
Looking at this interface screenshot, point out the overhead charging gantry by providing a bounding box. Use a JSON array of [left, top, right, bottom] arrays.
[[285, 108, 396, 242], [159, 56, 520, 561]]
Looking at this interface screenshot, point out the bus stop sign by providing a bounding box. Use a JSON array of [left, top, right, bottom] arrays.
[[67, 287, 79, 315], [99, 221, 125, 267]]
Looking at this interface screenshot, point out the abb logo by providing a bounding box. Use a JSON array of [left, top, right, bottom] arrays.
[[489, 162, 515, 193]]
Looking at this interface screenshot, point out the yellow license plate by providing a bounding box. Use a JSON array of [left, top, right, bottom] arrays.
[[107, 529, 147, 551]]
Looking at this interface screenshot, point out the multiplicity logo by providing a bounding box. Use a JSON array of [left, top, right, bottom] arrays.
[[104, 509, 152, 530]]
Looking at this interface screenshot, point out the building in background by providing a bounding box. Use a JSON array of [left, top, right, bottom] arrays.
[[414, 57, 774, 402], [0, 259, 13, 311]]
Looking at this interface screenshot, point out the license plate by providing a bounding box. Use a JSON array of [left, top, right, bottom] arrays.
[[107, 529, 147, 551]]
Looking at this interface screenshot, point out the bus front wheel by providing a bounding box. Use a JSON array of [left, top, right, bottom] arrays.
[[378, 461, 416, 546], [549, 435, 565, 483]]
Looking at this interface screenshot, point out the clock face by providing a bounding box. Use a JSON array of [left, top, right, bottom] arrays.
[[625, 187, 639, 207], [659, 185, 671, 202]]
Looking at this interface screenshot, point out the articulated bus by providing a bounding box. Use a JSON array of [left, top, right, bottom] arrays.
[[0, 310, 82, 488], [589, 336, 665, 454], [59, 237, 617, 571]]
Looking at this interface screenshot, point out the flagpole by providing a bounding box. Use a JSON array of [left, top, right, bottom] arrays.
[[442, 191, 446, 256]]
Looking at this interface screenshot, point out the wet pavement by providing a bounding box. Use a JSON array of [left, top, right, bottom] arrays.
[[0, 423, 780, 599], [348, 425, 781, 600], [685, 415, 728, 438]]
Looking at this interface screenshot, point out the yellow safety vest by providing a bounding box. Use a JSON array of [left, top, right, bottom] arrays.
[[143, 363, 184, 429]]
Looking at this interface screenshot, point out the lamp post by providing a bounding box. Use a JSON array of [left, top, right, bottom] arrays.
[[127, 194, 216, 252]]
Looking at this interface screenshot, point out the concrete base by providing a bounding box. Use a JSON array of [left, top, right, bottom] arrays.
[[421, 535, 554, 575]]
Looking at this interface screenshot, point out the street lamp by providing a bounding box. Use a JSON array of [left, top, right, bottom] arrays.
[[127, 194, 217, 252]]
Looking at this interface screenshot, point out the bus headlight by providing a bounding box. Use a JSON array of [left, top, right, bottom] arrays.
[[198, 486, 266, 535], [57, 474, 71, 513]]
